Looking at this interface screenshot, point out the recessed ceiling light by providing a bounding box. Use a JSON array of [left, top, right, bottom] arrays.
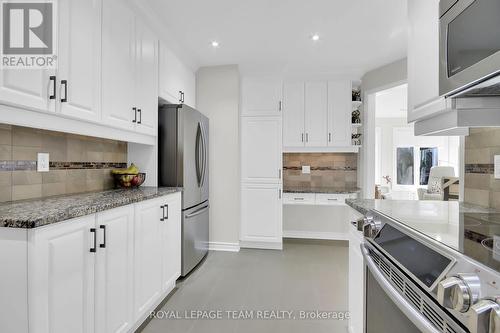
[[311, 34, 320, 41], [211, 41, 219, 48]]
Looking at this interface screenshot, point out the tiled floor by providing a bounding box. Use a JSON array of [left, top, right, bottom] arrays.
[[140, 240, 349, 333]]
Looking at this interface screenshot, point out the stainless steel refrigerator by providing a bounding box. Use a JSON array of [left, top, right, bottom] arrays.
[[158, 104, 209, 276]]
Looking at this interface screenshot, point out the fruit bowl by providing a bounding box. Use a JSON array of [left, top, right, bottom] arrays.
[[113, 173, 146, 188]]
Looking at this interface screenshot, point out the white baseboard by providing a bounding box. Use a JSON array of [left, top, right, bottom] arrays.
[[208, 242, 241, 252], [283, 230, 349, 241], [239, 240, 283, 250]]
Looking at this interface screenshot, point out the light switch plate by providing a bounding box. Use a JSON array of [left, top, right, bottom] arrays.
[[37, 153, 49, 172], [495, 155, 500, 179], [302, 165, 311, 174]]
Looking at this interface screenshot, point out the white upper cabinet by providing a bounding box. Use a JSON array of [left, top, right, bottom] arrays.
[[328, 80, 352, 147], [57, 0, 101, 122], [159, 43, 196, 108], [102, 0, 136, 131], [28, 215, 96, 333], [241, 78, 283, 116], [283, 81, 305, 147], [304, 82, 328, 147], [241, 116, 282, 184], [407, 0, 443, 122], [95, 206, 135, 333], [0, 68, 56, 113], [135, 19, 158, 135], [102, 0, 158, 133]]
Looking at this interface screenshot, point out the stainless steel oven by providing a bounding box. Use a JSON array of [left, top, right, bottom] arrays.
[[359, 210, 500, 333], [439, 0, 500, 97]]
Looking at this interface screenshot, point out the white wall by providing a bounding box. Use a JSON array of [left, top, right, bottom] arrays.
[[196, 65, 240, 248]]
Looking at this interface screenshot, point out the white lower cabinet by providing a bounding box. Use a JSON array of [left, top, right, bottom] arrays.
[[26, 192, 181, 333], [95, 206, 135, 333], [240, 183, 282, 249], [133, 197, 164, 321], [28, 215, 96, 333]]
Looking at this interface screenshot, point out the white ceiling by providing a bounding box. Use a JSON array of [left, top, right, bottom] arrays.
[[375, 84, 408, 118], [145, 0, 408, 76]]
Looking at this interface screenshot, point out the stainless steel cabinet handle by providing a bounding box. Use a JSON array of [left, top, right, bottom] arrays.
[[360, 244, 441, 333], [301, 133, 304, 142], [306, 133, 309, 142], [132, 107, 137, 123], [137, 108, 142, 124], [160, 205, 165, 221], [164, 204, 169, 220], [278, 169, 281, 179], [279, 100, 282, 111], [185, 205, 209, 218], [294, 197, 304, 200], [90, 228, 97, 253], [329, 133, 331, 142], [279, 188, 282, 199], [49, 76, 56, 100], [179, 91, 183, 103], [327, 198, 338, 201], [61, 80, 68, 102]]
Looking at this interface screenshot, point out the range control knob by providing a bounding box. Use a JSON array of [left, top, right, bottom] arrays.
[[363, 218, 381, 238], [468, 298, 500, 333], [437, 274, 481, 313]]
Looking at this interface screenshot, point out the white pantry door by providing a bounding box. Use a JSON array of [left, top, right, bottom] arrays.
[[28, 215, 96, 333], [241, 78, 283, 116], [57, 0, 101, 122], [241, 116, 282, 183], [283, 81, 305, 147], [305, 81, 328, 147], [102, 0, 136, 131], [95, 206, 134, 333]]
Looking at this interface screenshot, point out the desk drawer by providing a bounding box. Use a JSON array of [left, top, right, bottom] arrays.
[[283, 193, 315, 205], [315, 193, 356, 205]]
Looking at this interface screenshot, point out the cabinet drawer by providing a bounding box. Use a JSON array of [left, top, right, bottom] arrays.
[[315, 193, 353, 205], [283, 193, 315, 205]]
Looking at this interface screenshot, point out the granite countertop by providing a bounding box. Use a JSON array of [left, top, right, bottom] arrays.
[[283, 186, 361, 194], [0, 187, 182, 229]]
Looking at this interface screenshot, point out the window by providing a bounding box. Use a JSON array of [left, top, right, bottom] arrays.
[[419, 147, 438, 185], [395, 146, 438, 186], [396, 147, 414, 185]]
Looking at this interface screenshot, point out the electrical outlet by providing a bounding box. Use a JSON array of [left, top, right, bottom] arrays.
[[302, 165, 311, 174], [37, 153, 49, 172], [496, 155, 500, 179]]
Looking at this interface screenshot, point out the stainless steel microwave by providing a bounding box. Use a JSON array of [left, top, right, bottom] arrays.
[[439, 0, 500, 97]]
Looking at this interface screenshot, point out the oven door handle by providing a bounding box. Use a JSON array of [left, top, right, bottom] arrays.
[[360, 243, 442, 333]]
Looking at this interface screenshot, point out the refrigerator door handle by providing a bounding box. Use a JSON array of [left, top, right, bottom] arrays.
[[195, 122, 203, 186], [200, 122, 207, 187]]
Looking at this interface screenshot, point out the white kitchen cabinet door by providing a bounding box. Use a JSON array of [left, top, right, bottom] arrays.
[[57, 0, 101, 122], [102, 0, 136, 131], [240, 183, 282, 244], [95, 206, 134, 333], [241, 116, 282, 183], [133, 197, 163, 321], [159, 43, 196, 107], [160, 193, 182, 292], [347, 207, 365, 333], [135, 19, 158, 136], [0, 69, 56, 112], [304, 82, 328, 147], [28, 215, 96, 333], [283, 81, 305, 147], [328, 80, 352, 147], [407, 0, 444, 122], [241, 77, 283, 116]]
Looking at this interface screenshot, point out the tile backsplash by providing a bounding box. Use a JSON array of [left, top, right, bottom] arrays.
[[464, 128, 500, 209], [0, 124, 127, 202], [283, 153, 358, 189]]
